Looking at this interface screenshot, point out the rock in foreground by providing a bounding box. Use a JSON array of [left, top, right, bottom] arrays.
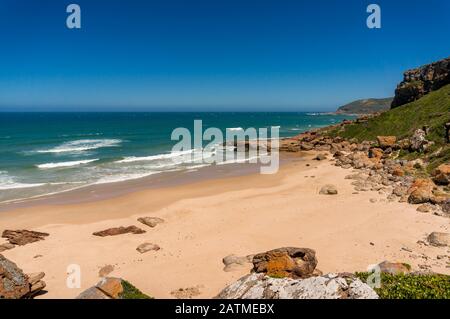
[[216, 273, 378, 299], [0, 254, 46, 299], [76, 277, 151, 299], [252, 247, 318, 279]]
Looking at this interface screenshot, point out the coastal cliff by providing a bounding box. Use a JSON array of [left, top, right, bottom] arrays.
[[391, 56, 450, 108]]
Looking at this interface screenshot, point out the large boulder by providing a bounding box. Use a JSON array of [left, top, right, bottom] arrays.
[[407, 178, 435, 204], [252, 247, 318, 279], [0, 254, 46, 299], [215, 273, 378, 299]]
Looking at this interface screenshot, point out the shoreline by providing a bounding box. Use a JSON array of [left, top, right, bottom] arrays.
[[0, 151, 448, 299], [0, 153, 297, 212]]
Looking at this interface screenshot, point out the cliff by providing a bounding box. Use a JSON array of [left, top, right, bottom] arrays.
[[391, 56, 450, 108]]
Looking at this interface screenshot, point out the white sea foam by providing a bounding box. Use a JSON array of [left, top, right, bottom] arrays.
[[94, 171, 162, 185], [115, 149, 195, 163], [0, 171, 45, 190], [36, 159, 99, 169], [35, 139, 122, 154]]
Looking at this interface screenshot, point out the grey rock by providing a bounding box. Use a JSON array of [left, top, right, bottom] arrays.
[[215, 273, 378, 299]]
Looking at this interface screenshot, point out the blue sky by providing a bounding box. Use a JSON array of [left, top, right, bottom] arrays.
[[0, 0, 449, 112]]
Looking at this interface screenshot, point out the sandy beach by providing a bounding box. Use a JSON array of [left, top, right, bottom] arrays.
[[0, 152, 448, 299]]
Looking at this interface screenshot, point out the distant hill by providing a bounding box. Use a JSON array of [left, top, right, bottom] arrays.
[[336, 98, 393, 115]]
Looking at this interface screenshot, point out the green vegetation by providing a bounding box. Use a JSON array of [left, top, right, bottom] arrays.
[[328, 84, 450, 172], [356, 272, 450, 299], [336, 97, 393, 115], [119, 280, 153, 299]]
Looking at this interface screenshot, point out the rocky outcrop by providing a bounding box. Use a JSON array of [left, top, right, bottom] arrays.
[[93, 226, 145, 237], [2, 229, 49, 246], [215, 273, 378, 299], [252, 247, 318, 279], [0, 254, 46, 299], [391, 56, 450, 108]]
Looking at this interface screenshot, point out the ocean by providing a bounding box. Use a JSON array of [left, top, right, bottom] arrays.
[[0, 112, 352, 203]]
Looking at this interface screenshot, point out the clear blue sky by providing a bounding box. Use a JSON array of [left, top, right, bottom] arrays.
[[0, 0, 449, 112]]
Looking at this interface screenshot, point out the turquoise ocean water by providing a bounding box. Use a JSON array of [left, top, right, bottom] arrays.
[[0, 112, 353, 203]]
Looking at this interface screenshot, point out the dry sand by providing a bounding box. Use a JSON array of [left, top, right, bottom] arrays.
[[0, 154, 448, 299]]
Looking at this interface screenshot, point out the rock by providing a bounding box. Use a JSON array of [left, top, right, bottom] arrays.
[[319, 184, 338, 195], [0, 255, 46, 299], [410, 129, 430, 152], [93, 226, 145, 237], [28, 272, 45, 285], [252, 247, 317, 279], [369, 198, 377, 203], [408, 178, 435, 204], [427, 232, 450, 247], [136, 243, 160, 254], [222, 254, 254, 272], [368, 148, 383, 159], [432, 164, 450, 185], [314, 153, 327, 161], [416, 203, 434, 213], [2, 229, 49, 246], [376, 261, 411, 275], [300, 143, 314, 151], [215, 273, 378, 299], [0, 243, 15, 252], [137, 217, 165, 228], [376, 136, 397, 149], [0, 254, 30, 298], [76, 277, 149, 299], [29, 280, 46, 296], [393, 185, 408, 197], [98, 265, 114, 277], [391, 56, 450, 108], [76, 286, 111, 299], [96, 277, 123, 298]]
